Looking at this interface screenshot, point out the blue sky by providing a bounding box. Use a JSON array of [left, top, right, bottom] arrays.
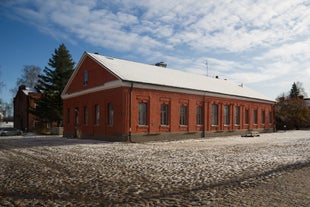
[[0, 0, 309, 104]]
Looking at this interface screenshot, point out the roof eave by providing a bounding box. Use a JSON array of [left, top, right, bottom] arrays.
[[123, 80, 275, 104]]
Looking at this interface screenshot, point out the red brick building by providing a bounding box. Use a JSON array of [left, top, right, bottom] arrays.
[[62, 52, 275, 142], [14, 85, 41, 132]]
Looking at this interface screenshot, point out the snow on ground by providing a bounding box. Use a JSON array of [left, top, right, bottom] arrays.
[[0, 130, 309, 206]]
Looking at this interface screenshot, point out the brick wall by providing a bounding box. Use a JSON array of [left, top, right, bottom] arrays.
[[131, 87, 274, 135], [63, 85, 274, 141], [14, 90, 41, 132], [63, 87, 131, 138], [66, 56, 118, 94]]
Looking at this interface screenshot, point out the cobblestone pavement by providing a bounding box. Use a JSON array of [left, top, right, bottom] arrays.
[[0, 130, 309, 206], [215, 164, 310, 207]]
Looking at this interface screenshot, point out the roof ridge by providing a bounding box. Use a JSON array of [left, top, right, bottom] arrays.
[[87, 52, 274, 103]]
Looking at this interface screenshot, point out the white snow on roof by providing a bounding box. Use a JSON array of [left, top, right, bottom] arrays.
[[22, 87, 38, 95], [88, 52, 275, 102]]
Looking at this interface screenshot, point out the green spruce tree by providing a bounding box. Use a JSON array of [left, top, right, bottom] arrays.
[[289, 82, 299, 98], [32, 43, 74, 126]]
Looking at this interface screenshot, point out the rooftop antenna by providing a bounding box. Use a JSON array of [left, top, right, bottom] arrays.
[[205, 59, 208, 76]]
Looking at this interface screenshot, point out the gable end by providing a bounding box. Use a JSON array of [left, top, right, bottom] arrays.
[[62, 53, 120, 96]]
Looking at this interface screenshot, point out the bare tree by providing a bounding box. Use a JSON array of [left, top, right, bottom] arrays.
[[10, 65, 41, 96], [276, 82, 310, 130], [0, 68, 5, 93], [295, 81, 308, 98]]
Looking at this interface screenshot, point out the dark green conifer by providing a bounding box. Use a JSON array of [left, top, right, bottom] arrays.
[[289, 82, 299, 98], [32, 43, 74, 126]]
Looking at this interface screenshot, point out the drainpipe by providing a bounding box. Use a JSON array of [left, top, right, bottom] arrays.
[[26, 96, 29, 132], [203, 95, 206, 138], [128, 82, 133, 142]]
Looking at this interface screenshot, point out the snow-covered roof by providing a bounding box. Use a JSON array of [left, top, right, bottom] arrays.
[[87, 52, 274, 103], [22, 87, 38, 95]]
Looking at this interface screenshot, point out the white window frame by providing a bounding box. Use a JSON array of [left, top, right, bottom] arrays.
[[196, 106, 203, 125], [138, 103, 147, 126], [180, 105, 188, 126], [212, 104, 218, 126], [235, 106, 240, 126], [224, 105, 230, 126], [253, 109, 258, 125], [244, 108, 249, 125], [160, 103, 168, 126]]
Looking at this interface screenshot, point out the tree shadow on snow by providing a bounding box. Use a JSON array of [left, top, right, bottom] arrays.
[[0, 135, 114, 150]]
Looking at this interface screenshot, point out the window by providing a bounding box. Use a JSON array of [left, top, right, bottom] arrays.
[[67, 108, 70, 124], [83, 106, 88, 125], [235, 106, 240, 125], [160, 103, 168, 125], [95, 104, 100, 125], [261, 110, 265, 124], [83, 70, 88, 85], [212, 104, 218, 125], [196, 106, 203, 125], [269, 111, 273, 124], [224, 105, 230, 126], [138, 103, 147, 125], [74, 107, 79, 126], [244, 109, 249, 124], [108, 103, 114, 126], [253, 109, 258, 124], [180, 105, 187, 125]]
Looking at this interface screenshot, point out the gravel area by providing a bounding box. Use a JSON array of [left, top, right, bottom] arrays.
[[0, 130, 310, 206]]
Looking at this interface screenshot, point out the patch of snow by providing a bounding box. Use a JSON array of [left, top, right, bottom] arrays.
[[0, 130, 309, 204]]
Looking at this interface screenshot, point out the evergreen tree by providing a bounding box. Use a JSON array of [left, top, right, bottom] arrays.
[[32, 44, 74, 126], [289, 82, 307, 98], [289, 82, 299, 98]]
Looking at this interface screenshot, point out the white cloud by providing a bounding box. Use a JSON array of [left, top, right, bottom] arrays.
[[1, 0, 309, 98], [257, 39, 310, 62], [5, 0, 309, 54]]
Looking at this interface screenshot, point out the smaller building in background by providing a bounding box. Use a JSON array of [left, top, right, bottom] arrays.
[[14, 85, 41, 132]]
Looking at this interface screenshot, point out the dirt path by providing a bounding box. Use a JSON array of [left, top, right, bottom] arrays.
[[0, 131, 309, 206]]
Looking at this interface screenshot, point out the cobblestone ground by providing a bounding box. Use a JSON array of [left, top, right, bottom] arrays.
[[0, 130, 309, 206]]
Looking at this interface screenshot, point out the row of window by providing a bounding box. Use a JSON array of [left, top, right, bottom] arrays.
[[212, 105, 271, 126], [67, 103, 272, 127], [139, 103, 272, 126], [138, 103, 201, 126], [67, 103, 114, 126]]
